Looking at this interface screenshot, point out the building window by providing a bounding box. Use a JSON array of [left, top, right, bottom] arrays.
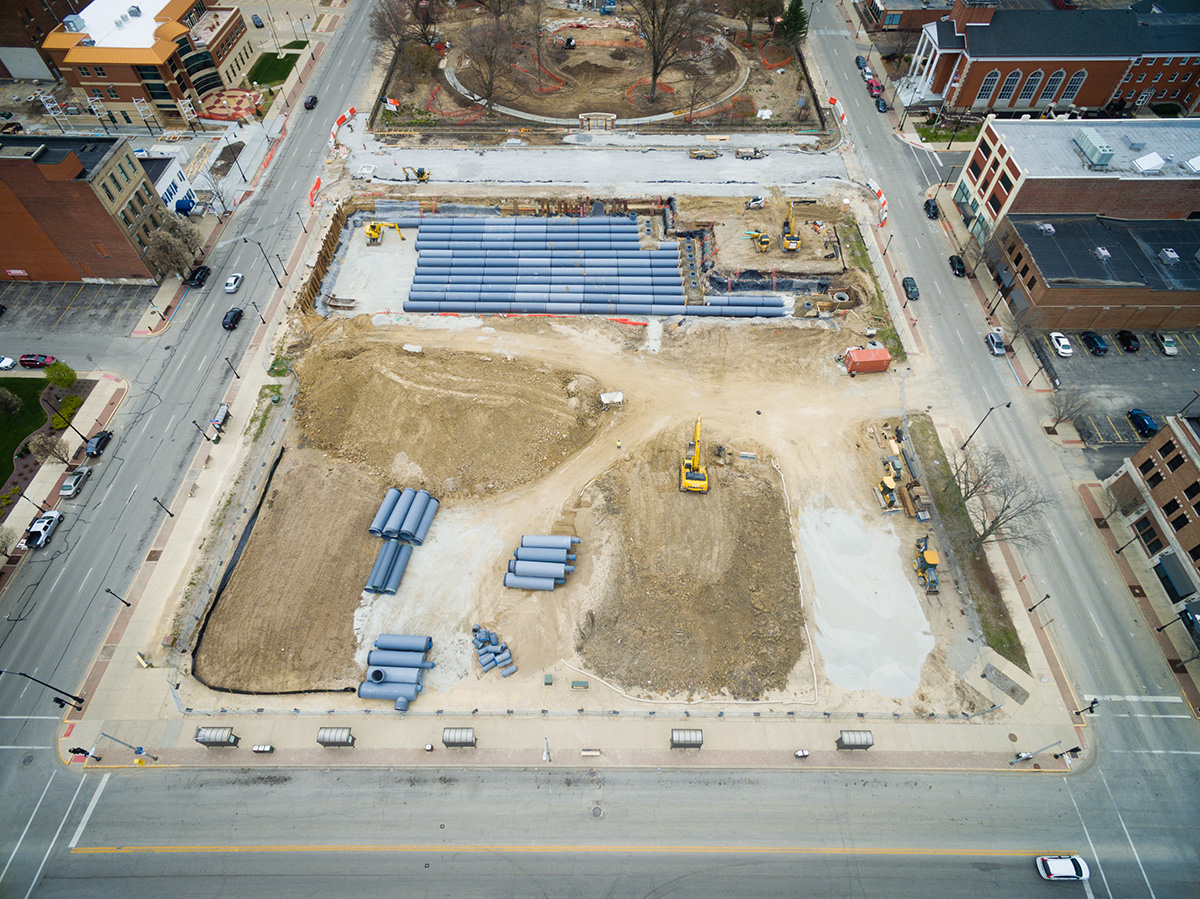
[[91, 89, 103, 99], [1128, 90, 1137, 100], [1137, 73, 1146, 83], [1153, 73, 1162, 83], [94, 65, 106, 77], [1148, 472, 1165, 488], [79, 65, 92, 77], [1172, 514, 1189, 532], [1019, 264, 1029, 277], [1017, 70, 1043, 103], [109, 174, 120, 194], [101, 183, 114, 202], [1026, 275, 1036, 289], [120, 209, 132, 227], [1124, 73, 1132, 83], [121, 110, 132, 123], [107, 87, 118, 99], [1168, 454, 1186, 471], [116, 162, 129, 184], [968, 160, 982, 180], [1061, 70, 1087, 102], [1185, 481, 1200, 500], [1139, 458, 1157, 475], [1170, 73, 1178, 82], [1039, 70, 1065, 103], [1160, 440, 1177, 457], [1172, 90, 1180, 99], [999, 172, 1012, 192], [997, 71, 1023, 102], [883, 12, 900, 25], [1164, 499, 1182, 515], [135, 235, 146, 250], [1159, 90, 1168, 99], [975, 70, 1000, 105], [1189, 544, 1200, 562], [93, 241, 109, 257], [1013, 252, 1023, 266]]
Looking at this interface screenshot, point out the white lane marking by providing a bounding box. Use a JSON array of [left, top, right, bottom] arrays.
[[164, 415, 175, 435], [26, 773, 87, 899], [197, 354, 208, 373], [126, 488, 136, 506], [1098, 768, 1157, 899], [1108, 748, 1200, 755], [68, 773, 109, 849], [82, 567, 93, 589], [1110, 713, 1193, 719], [0, 717, 59, 720], [0, 770, 55, 885], [1086, 694, 1183, 703], [1064, 777, 1111, 899], [0, 745, 52, 749], [49, 568, 67, 592]]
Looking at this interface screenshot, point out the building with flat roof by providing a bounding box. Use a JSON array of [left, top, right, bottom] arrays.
[[0, 134, 168, 282]]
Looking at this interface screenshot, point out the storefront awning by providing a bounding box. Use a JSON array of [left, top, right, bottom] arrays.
[[1154, 553, 1196, 603]]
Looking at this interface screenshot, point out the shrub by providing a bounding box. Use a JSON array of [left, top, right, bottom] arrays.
[[51, 395, 83, 429], [45, 361, 77, 390], [0, 387, 20, 416]]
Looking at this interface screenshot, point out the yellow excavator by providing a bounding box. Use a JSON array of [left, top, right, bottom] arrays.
[[746, 230, 771, 253], [680, 415, 709, 493], [402, 166, 429, 182], [365, 221, 405, 244], [781, 201, 801, 252]]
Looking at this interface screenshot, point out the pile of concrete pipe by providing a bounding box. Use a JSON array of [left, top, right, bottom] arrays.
[[398, 216, 785, 319], [472, 625, 517, 677], [503, 534, 581, 592], [358, 633, 435, 711], [365, 487, 440, 594]]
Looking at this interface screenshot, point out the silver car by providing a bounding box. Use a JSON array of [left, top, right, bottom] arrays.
[[59, 466, 92, 498], [224, 273, 244, 294], [26, 510, 63, 548]]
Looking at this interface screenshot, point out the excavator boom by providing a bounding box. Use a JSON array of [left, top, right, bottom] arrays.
[[680, 415, 709, 493]]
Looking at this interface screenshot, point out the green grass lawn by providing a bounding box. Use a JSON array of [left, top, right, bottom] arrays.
[[914, 120, 983, 146], [0, 378, 48, 487], [248, 52, 300, 86], [283, 40, 309, 50]]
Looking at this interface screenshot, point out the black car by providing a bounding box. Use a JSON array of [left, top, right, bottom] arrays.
[[222, 307, 244, 330], [1080, 331, 1109, 356], [185, 265, 211, 287], [855, 55, 868, 69], [85, 430, 112, 457], [304, 95, 318, 110], [1116, 329, 1140, 353], [902, 277, 919, 301], [948, 255, 966, 277], [875, 97, 887, 113], [1127, 409, 1158, 438], [923, 198, 939, 220]]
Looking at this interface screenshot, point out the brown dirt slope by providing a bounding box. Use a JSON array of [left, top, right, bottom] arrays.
[[296, 342, 603, 498], [575, 427, 803, 700], [193, 450, 382, 692]]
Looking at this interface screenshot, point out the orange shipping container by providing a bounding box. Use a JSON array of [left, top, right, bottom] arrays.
[[844, 346, 891, 374]]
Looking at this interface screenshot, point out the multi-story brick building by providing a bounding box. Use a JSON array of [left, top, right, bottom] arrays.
[[0, 135, 167, 282], [0, 0, 80, 80], [898, 0, 1200, 118], [1104, 415, 1200, 643], [40, 0, 255, 129]]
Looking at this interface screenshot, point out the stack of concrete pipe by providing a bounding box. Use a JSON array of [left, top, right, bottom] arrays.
[[473, 625, 517, 678], [503, 535, 581, 592], [398, 216, 785, 319], [364, 487, 440, 594], [358, 633, 435, 711]]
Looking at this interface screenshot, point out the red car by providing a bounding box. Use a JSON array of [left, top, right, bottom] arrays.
[[867, 78, 882, 97], [19, 354, 55, 369]]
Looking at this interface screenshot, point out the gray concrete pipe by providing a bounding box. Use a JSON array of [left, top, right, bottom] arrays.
[[365, 540, 401, 593], [369, 487, 401, 536], [412, 497, 439, 545], [367, 665, 424, 684], [398, 490, 431, 541], [382, 487, 417, 539], [375, 634, 434, 652], [366, 649, 433, 668], [509, 560, 572, 578], [514, 546, 573, 563], [501, 664, 518, 677], [381, 543, 414, 595], [522, 535, 580, 549], [394, 697, 409, 711], [503, 573, 557, 591], [358, 681, 421, 701]]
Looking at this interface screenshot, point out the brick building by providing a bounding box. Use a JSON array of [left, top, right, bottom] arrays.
[[41, 0, 254, 129], [1104, 415, 1200, 644], [898, 0, 1200, 118], [0, 0, 80, 80], [0, 135, 167, 282]]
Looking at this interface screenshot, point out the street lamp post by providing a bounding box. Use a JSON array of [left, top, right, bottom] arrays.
[[1073, 699, 1099, 716], [243, 237, 283, 288], [20, 492, 49, 513], [275, 254, 290, 276], [1027, 593, 1050, 614], [1178, 389, 1200, 416], [1115, 531, 1142, 555], [882, 234, 894, 257], [1053, 746, 1082, 760], [104, 587, 131, 607], [0, 669, 85, 709], [296, 211, 308, 233], [192, 420, 212, 442], [250, 302, 267, 324], [932, 165, 961, 201], [225, 357, 241, 380], [152, 496, 174, 518], [225, 132, 248, 181], [1156, 614, 1184, 633], [961, 402, 1011, 452], [41, 395, 89, 441]]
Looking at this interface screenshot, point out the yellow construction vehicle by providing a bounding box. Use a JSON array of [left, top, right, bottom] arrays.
[[781, 201, 801, 251], [365, 221, 405, 244], [746, 230, 771, 253], [402, 166, 429, 182], [680, 415, 709, 493], [913, 535, 940, 594]]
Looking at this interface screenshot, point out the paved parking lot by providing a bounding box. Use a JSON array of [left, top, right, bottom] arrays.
[[0, 281, 161, 336], [1039, 328, 1200, 446]]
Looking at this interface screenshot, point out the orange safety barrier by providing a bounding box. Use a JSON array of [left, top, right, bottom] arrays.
[[626, 78, 675, 103]]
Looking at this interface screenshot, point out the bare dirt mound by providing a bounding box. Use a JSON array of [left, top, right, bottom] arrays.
[[193, 450, 382, 692], [296, 342, 603, 498], [575, 427, 803, 700]]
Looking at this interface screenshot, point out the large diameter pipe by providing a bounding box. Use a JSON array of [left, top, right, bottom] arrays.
[[514, 546, 572, 563], [394, 697, 409, 712], [412, 498, 439, 545], [375, 634, 433, 652], [382, 488, 416, 539], [365, 540, 401, 593], [504, 573, 557, 591], [521, 535, 580, 549], [358, 681, 421, 701], [381, 543, 414, 595], [509, 560, 573, 578], [369, 487, 401, 536], [367, 649, 433, 668], [500, 664, 518, 677], [367, 665, 424, 684]]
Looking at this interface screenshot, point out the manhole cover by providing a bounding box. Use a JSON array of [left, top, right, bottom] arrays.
[[591, 806, 603, 818], [22, 754, 34, 766], [1008, 733, 1018, 742]]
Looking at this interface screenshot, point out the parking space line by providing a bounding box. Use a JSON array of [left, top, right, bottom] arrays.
[[50, 285, 85, 331]]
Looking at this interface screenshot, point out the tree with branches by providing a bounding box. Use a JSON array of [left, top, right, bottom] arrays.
[[627, 0, 715, 103], [0, 387, 20, 417], [462, 20, 524, 111], [948, 445, 1054, 553], [28, 432, 72, 465], [731, 0, 782, 41], [778, 0, 809, 53], [1048, 387, 1095, 427], [143, 215, 203, 279]]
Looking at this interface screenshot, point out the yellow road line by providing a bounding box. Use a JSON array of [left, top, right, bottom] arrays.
[[73, 844, 1057, 857]]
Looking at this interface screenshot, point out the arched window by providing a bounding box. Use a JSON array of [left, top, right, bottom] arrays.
[[997, 70, 1023, 102], [974, 69, 1000, 105], [1061, 70, 1087, 102], [1038, 70, 1066, 105], [1017, 70, 1044, 104]]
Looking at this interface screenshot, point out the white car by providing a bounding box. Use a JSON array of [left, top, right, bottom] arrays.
[[59, 466, 92, 498], [1036, 855, 1090, 881], [1050, 332, 1073, 357], [0, 356, 14, 371], [26, 510, 63, 548], [1153, 332, 1179, 356], [224, 273, 244, 293]]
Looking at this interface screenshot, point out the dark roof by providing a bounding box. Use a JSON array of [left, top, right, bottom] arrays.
[[0, 136, 120, 177], [1011, 214, 1200, 292], [1135, 13, 1200, 51], [1131, 0, 1200, 12], [935, 18, 966, 50], [964, 9, 1142, 57], [139, 156, 170, 182]]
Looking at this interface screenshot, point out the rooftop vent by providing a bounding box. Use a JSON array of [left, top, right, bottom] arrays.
[[1123, 134, 1146, 151], [62, 14, 85, 31], [128, 4, 142, 14], [114, 18, 123, 27], [1159, 247, 1181, 266], [1134, 151, 1165, 174], [1094, 246, 1112, 261], [80, 38, 95, 46], [1187, 155, 1200, 174], [1073, 127, 1114, 168], [1039, 223, 1057, 236]]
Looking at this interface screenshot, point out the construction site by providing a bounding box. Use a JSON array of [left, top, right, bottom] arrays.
[[180, 191, 1000, 724]]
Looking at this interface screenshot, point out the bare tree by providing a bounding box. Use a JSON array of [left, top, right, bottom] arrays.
[[1048, 387, 1095, 427], [408, 0, 441, 46], [0, 525, 16, 558], [627, 0, 715, 103], [525, 0, 550, 89], [479, 0, 521, 23], [683, 71, 723, 121], [143, 215, 203, 279], [882, 30, 920, 69], [949, 445, 1054, 552], [0, 387, 20, 417], [369, 0, 417, 82], [462, 20, 523, 111], [28, 432, 72, 465], [730, 0, 781, 41]]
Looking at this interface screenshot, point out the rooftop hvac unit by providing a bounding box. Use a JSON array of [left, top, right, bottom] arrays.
[[128, 4, 142, 14], [1039, 223, 1057, 235], [62, 14, 85, 31], [1123, 134, 1146, 151], [1187, 155, 1200, 174], [114, 18, 123, 27], [1073, 127, 1114, 168], [1094, 246, 1112, 262], [120, 13, 129, 22], [80, 39, 95, 46], [1159, 247, 1181, 266], [1134, 151, 1165, 174]]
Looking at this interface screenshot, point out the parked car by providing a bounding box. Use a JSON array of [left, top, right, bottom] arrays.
[[1115, 329, 1140, 353], [85, 430, 113, 457], [985, 331, 1006, 356], [1036, 856, 1090, 881], [1127, 408, 1159, 438], [304, 95, 318, 110], [251, 13, 264, 26], [1049, 332, 1073, 357], [1080, 331, 1109, 356], [185, 265, 211, 287], [866, 78, 882, 97], [855, 55, 868, 69], [59, 466, 92, 498], [924, 198, 939, 219], [222, 307, 244, 330], [19, 353, 56, 369], [0, 357, 14, 371], [860, 67, 875, 82], [1152, 332, 1179, 356], [948, 254, 966, 277], [224, 273, 244, 293], [901, 277, 919, 301], [874, 97, 887, 113], [26, 511, 63, 549]]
